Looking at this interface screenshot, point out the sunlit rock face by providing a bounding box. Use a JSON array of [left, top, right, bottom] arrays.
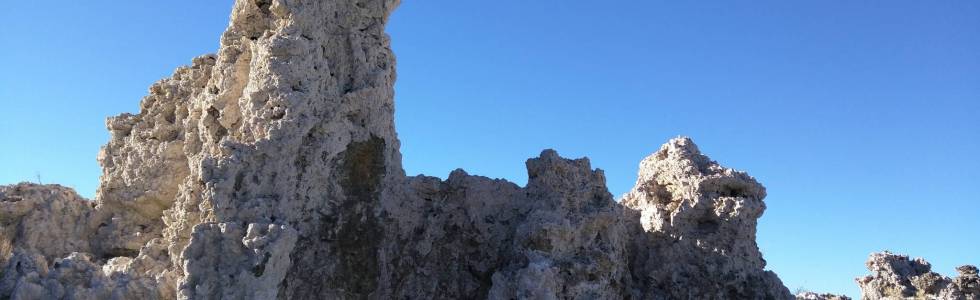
[[621, 138, 792, 299], [856, 251, 979, 300], [0, 0, 798, 299]]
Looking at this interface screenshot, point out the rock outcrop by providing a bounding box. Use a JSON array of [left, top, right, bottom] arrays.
[[621, 138, 791, 299], [856, 252, 979, 300], [796, 292, 853, 300], [1, 0, 795, 299]]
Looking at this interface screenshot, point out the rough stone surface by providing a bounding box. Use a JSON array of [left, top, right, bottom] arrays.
[[796, 291, 853, 300], [856, 251, 979, 300], [621, 138, 792, 299], [1, 0, 799, 299]]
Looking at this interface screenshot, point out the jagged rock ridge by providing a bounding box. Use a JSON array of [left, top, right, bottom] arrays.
[[796, 292, 852, 300], [2, 0, 802, 299], [856, 252, 979, 300]]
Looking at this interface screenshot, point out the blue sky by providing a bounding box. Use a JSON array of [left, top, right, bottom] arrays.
[[1, 1, 978, 297]]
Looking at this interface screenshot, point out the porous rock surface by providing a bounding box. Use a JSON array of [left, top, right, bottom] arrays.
[[0, 0, 796, 299], [856, 252, 979, 300], [621, 139, 791, 299]]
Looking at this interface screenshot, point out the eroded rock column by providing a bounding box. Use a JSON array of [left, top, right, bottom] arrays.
[[622, 137, 793, 299]]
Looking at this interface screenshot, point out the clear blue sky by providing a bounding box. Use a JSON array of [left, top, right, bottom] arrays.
[[1, 1, 977, 297]]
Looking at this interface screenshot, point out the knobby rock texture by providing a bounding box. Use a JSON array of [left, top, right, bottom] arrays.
[[2, 0, 929, 299], [856, 252, 979, 300]]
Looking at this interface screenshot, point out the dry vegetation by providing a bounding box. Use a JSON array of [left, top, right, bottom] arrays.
[[0, 230, 14, 265], [0, 228, 12, 273]]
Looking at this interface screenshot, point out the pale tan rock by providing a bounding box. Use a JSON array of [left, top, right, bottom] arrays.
[[622, 137, 792, 299], [0, 0, 802, 299], [0, 184, 94, 261], [856, 251, 978, 300]]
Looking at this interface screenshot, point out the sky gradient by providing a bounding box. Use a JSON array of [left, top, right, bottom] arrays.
[[2, 1, 978, 297]]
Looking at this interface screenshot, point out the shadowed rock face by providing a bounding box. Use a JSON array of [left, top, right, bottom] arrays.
[[856, 252, 979, 300], [0, 0, 797, 299]]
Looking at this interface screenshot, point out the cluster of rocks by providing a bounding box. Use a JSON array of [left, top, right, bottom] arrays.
[[0, 0, 974, 299], [796, 291, 852, 300], [789, 252, 979, 300], [856, 252, 979, 300]]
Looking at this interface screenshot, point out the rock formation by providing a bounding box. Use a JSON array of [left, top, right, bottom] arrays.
[[1, 0, 799, 299], [621, 138, 790, 299], [796, 292, 852, 300], [856, 252, 979, 300]]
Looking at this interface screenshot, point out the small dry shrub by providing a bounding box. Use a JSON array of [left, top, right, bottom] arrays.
[[0, 228, 13, 267]]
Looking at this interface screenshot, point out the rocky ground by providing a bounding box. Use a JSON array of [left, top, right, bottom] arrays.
[[0, 0, 975, 299]]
